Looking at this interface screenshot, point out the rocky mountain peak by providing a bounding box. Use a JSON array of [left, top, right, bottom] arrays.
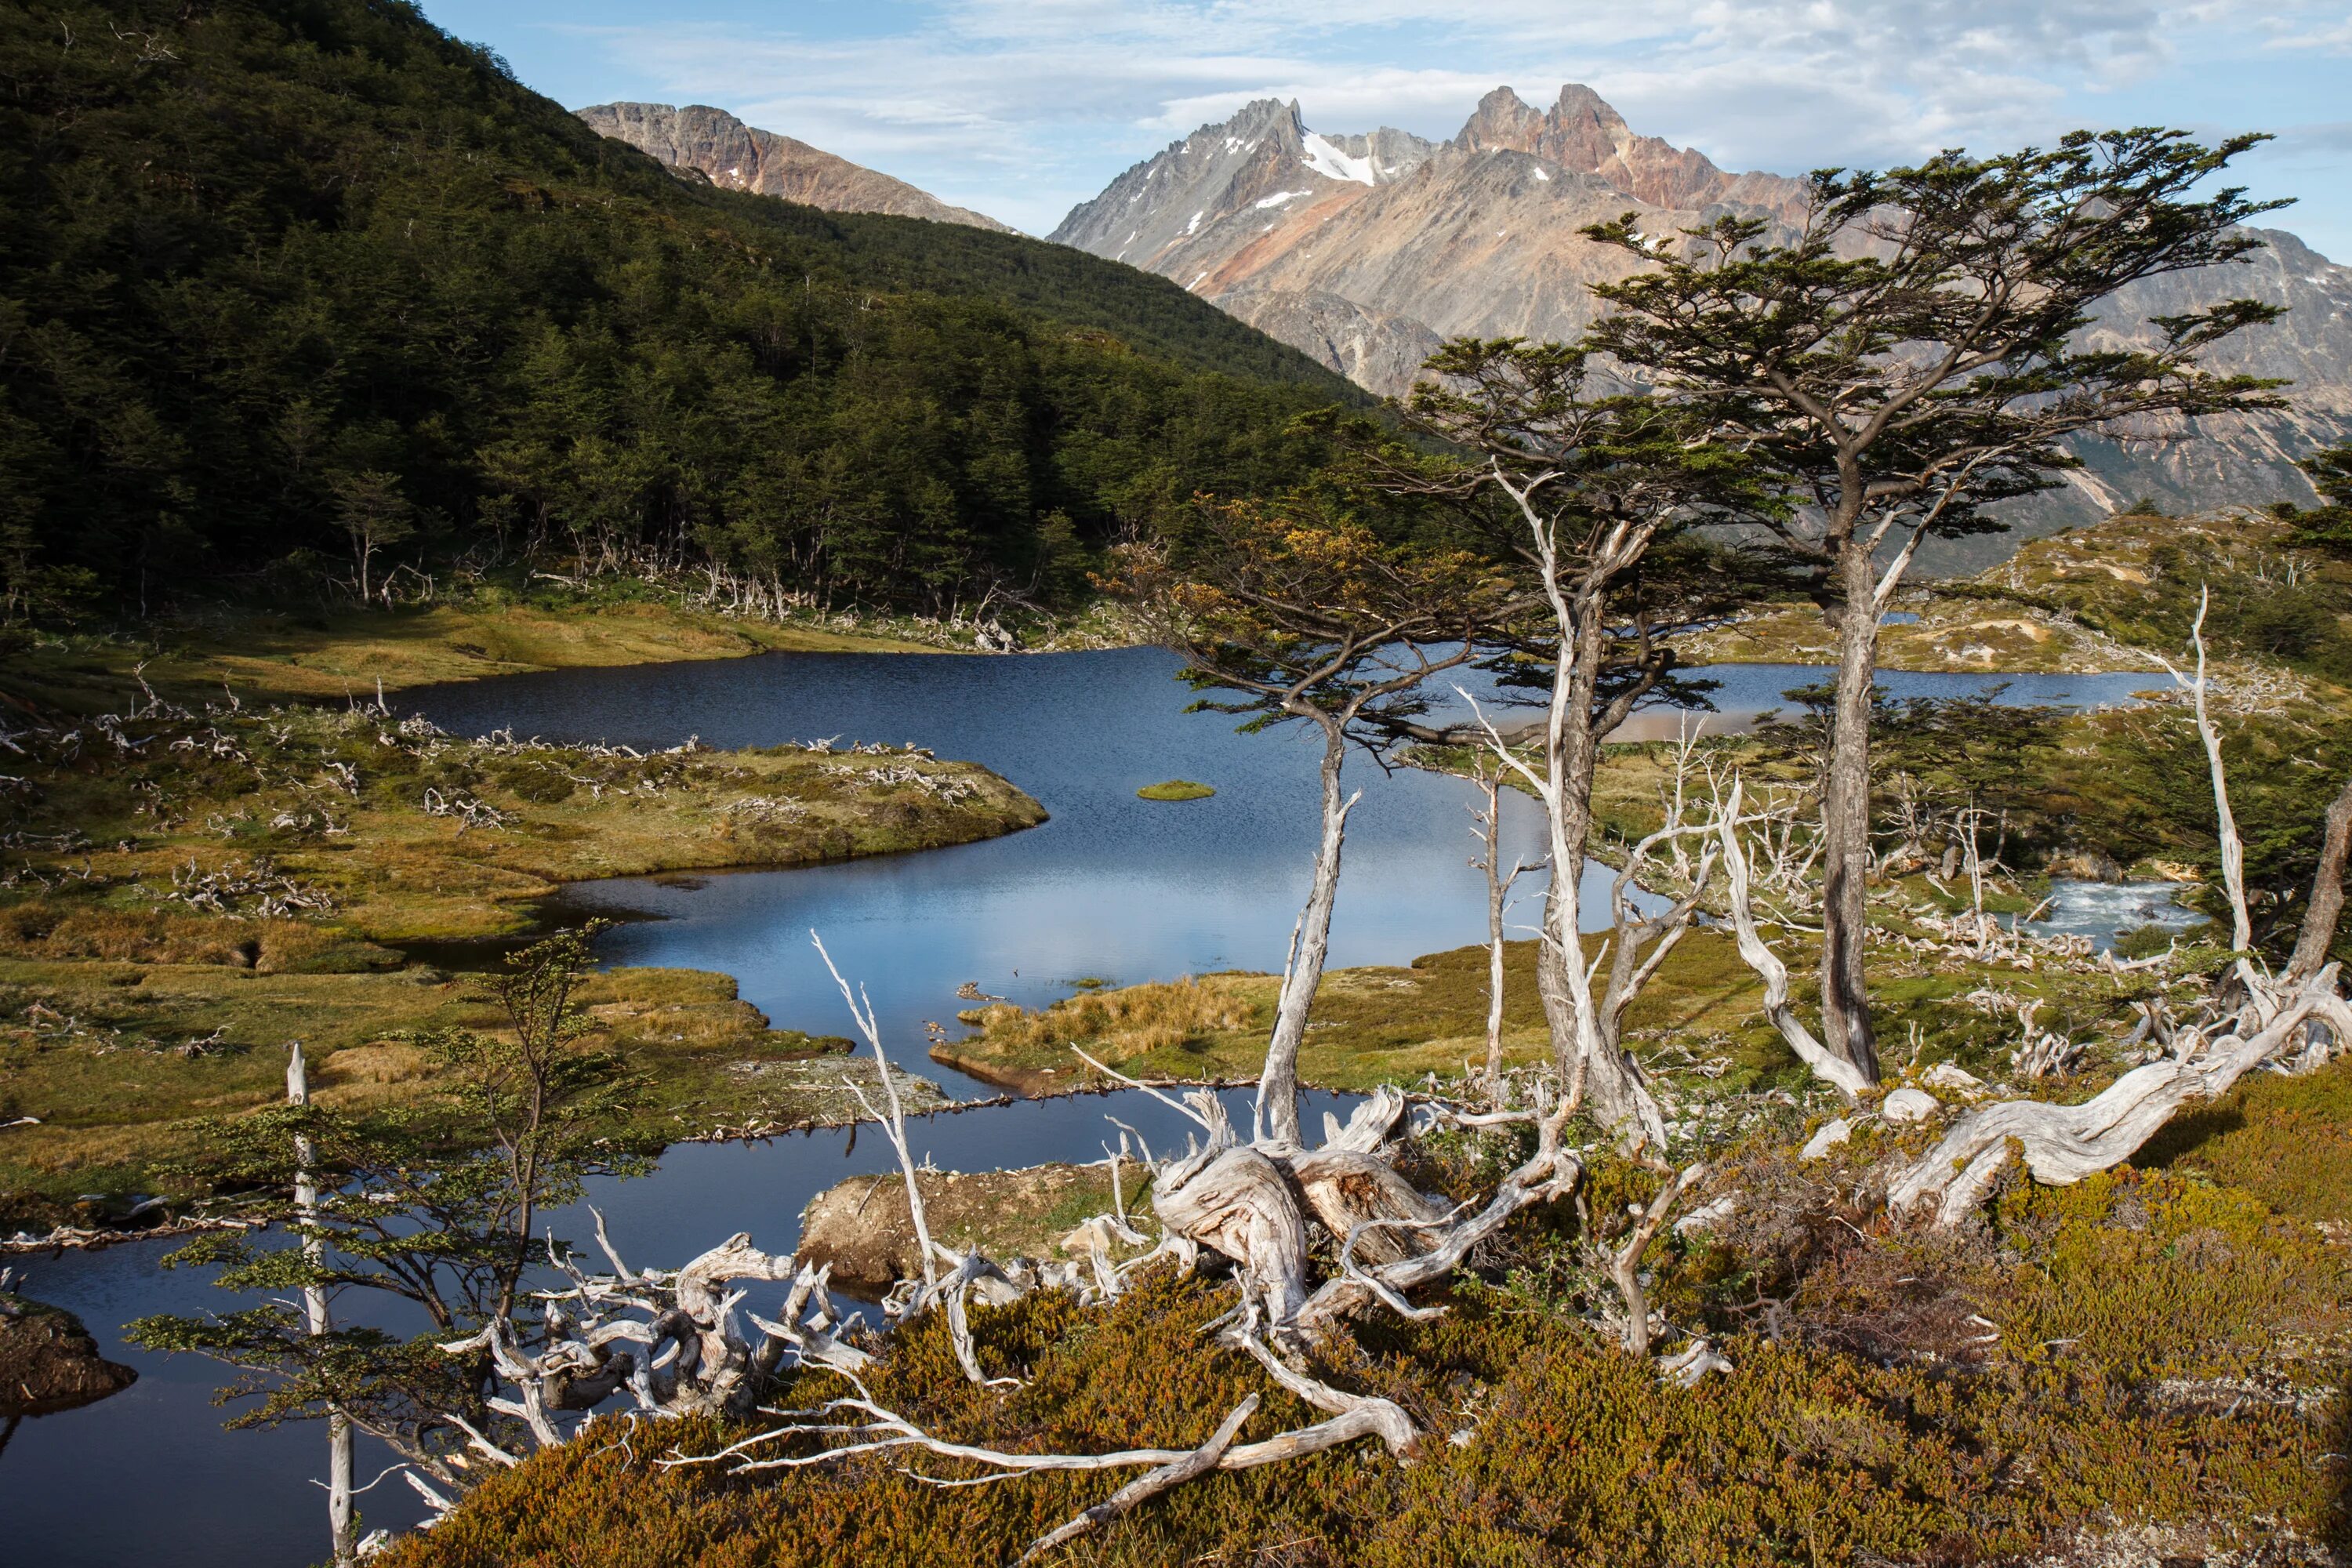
[[1447, 83, 1736, 211], [577, 102, 1012, 232], [1053, 82, 2347, 535], [1454, 87, 1548, 154]]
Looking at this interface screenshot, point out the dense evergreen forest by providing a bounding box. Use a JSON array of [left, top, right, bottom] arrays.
[[0, 0, 1363, 618]]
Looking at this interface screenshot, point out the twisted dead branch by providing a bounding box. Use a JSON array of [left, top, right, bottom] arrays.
[[1889, 964, 2343, 1227]]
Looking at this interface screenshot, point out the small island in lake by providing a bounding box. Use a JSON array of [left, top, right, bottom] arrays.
[[1137, 779, 1216, 800]]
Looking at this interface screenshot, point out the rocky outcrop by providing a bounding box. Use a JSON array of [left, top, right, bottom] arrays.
[[798, 1163, 1133, 1295], [577, 103, 1014, 233], [0, 1292, 136, 1415], [1053, 85, 2352, 540], [1214, 289, 1445, 394]]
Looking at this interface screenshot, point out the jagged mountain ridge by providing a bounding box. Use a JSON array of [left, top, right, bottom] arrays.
[[579, 102, 1013, 232], [1054, 85, 2352, 539]]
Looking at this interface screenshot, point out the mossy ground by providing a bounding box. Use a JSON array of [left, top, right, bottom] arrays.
[[0, 958, 945, 1230], [0, 700, 1044, 944], [0, 641, 1038, 1225], [383, 1077, 2352, 1566]]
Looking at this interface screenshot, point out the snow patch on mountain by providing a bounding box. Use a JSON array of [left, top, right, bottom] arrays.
[[1300, 131, 1376, 187]]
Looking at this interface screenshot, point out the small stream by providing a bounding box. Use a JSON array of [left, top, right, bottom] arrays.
[[0, 649, 2170, 1566]]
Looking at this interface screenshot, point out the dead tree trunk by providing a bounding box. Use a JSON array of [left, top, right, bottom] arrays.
[[1258, 712, 1357, 1149], [1890, 965, 2343, 1226], [2163, 587, 2254, 951], [287, 1044, 356, 1568], [1471, 764, 1523, 1094], [1714, 780, 1870, 1101], [2287, 775, 2352, 984]]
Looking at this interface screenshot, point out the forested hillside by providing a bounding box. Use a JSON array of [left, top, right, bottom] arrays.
[[0, 1, 1362, 618]]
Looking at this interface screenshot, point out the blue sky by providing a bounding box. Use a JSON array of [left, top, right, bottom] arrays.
[[419, 1, 2352, 256]]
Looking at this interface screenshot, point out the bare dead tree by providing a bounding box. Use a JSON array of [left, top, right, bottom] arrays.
[[1467, 757, 1539, 1094], [1608, 1163, 1708, 1356], [2286, 775, 2352, 984], [1882, 678, 2352, 1227], [1111, 503, 1511, 1148], [2156, 586, 2254, 951], [1889, 966, 2347, 1226], [1713, 777, 1871, 1101], [286, 1044, 356, 1568], [1330, 341, 1758, 1142]]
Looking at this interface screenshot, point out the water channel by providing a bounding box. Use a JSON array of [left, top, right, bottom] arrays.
[[0, 649, 2176, 1566]]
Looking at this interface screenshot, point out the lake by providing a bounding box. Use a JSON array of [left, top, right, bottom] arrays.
[[0, 648, 2169, 1566]]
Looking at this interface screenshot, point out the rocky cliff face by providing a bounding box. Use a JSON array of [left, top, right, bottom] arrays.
[[1054, 85, 2352, 535], [579, 103, 1013, 233]]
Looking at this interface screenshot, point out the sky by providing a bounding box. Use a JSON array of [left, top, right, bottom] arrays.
[[418, 1, 2352, 256]]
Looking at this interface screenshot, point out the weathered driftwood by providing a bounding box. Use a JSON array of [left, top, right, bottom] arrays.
[[1153, 1140, 1313, 1325], [659, 1310, 1425, 1563], [1289, 1148, 1449, 1266], [1294, 1085, 1584, 1337], [1889, 964, 2342, 1226], [1609, 1163, 1707, 1356]]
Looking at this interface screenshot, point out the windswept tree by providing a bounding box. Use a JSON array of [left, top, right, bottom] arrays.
[[1329, 343, 1758, 1139], [1112, 499, 1512, 1147], [2273, 441, 2352, 557], [1584, 128, 2292, 1083], [131, 929, 655, 1534]]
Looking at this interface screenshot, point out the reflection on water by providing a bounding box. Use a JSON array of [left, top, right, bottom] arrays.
[[0, 648, 2160, 1566], [408, 650, 2153, 1094], [1, 1087, 1355, 1568]]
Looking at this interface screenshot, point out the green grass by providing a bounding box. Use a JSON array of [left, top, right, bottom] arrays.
[[0, 659, 1038, 1217], [0, 958, 942, 1229], [1137, 779, 1216, 801]]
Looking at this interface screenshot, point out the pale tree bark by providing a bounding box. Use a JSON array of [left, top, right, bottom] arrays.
[[1470, 764, 1531, 1094], [1258, 709, 1359, 1149], [2161, 586, 2254, 951], [813, 933, 939, 1298], [1890, 967, 2341, 1226], [1713, 779, 1871, 1101], [1610, 1163, 1706, 1355], [2287, 775, 2352, 984], [286, 1043, 356, 1568], [1463, 469, 1670, 1145], [1818, 544, 1885, 1082], [1887, 710, 2352, 1228]]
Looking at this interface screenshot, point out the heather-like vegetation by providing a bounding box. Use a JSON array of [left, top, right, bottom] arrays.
[[5, 9, 2350, 1562], [382, 1123, 2352, 1567]]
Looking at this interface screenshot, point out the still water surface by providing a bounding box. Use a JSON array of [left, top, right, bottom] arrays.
[[1, 649, 2165, 1566]]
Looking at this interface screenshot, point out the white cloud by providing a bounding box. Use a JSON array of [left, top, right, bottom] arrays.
[[546, 2, 2351, 250]]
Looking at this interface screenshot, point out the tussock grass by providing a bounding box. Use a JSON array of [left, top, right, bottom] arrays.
[[1, 598, 932, 713], [0, 959, 935, 1229]]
